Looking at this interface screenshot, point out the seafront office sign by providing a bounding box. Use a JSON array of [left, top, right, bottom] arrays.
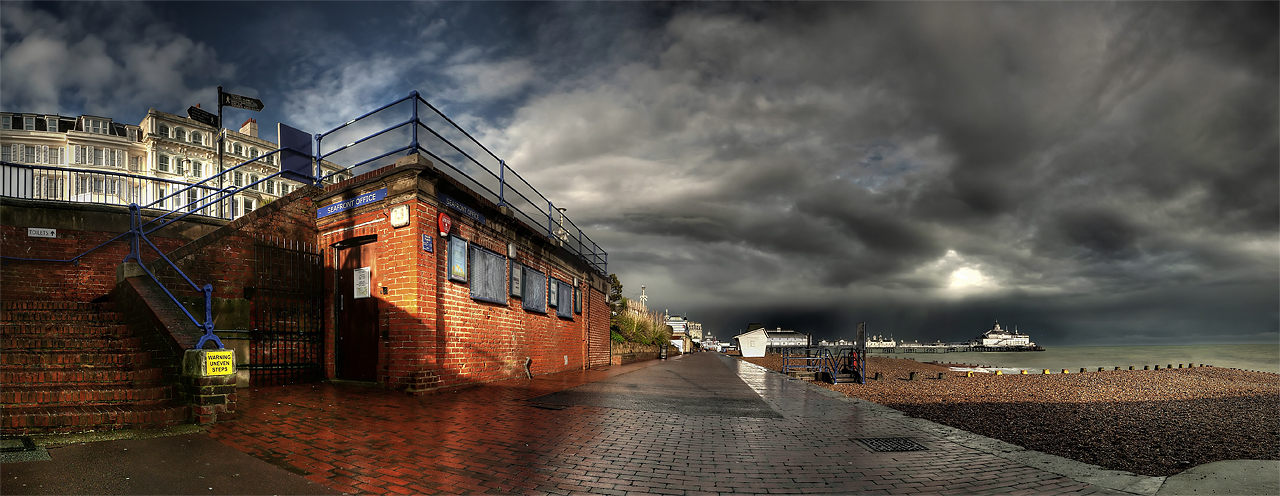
[[318, 188, 387, 218], [438, 192, 485, 224]]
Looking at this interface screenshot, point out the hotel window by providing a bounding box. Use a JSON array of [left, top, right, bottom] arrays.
[[24, 145, 37, 163], [249, 174, 259, 190], [130, 156, 140, 171], [1, 116, 9, 129], [265, 180, 275, 195], [191, 161, 203, 178], [186, 189, 198, 212], [190, 131, 202, 146], [93, 148, 103, 166], [46, 117, 58, 132], [128, 128, 138, 141], [90, 119, 106, 134], [174, 159, 186, 176], [24, 117, 35, 130], [249, 147, 258, 159], [243, 197, 255, 213], [158, 123, 169, 138], [175, 128, 186, 142], [157, 187, 168, 209], [469, 246, 508, 305], [1, 145, 9, 162], [233, 171, 243, 187], [158, 155, 170, 172], [232, 143, 243, 155]]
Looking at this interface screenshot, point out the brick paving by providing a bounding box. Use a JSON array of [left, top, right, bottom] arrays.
[[207, 354, 1123, 495]]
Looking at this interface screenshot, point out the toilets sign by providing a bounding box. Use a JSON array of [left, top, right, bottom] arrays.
[[318, 188, 387, 218]]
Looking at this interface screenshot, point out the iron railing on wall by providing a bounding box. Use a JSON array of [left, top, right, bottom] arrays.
[[313, 91, 608, 275]]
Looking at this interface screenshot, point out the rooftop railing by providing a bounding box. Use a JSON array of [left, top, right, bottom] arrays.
[[314, 91, 608, 275]]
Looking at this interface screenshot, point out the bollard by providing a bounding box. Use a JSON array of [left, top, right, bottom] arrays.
[[1081, 368, 1087, 373], [994, 370, 1003, 375], [1043, 369, 1050, 374], [1021, 369, 1027, 374], [874, 371, 882, 380], [1155, 365, 1160, 370], [1098, 367, 1104, 372], [938, 372, 946, 380], [1129, 366, 1134, 370], [1144, 365, 1150, 370], [909, 371, 917, 381], [1115, 366, 1121, 370], [1167, 364, 1172, 369], [966, 371, 973, 377], [1178, 364, 1183, 369]]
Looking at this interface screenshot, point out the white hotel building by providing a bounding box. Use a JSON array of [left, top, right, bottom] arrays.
[[1, 109, 346, 218]]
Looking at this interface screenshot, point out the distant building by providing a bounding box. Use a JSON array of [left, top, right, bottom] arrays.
[[687, 321, 703, 342], [733, 328, 768, 357], [969, 321, 1033, 347], [765, 328, 809, 348], [1, 108, 348, 219]]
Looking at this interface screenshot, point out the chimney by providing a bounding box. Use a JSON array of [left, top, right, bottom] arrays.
[[240, 118, 258, 138]]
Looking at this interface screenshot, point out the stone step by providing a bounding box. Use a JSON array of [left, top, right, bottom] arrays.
[[0, 366, 164, 386], [1, 300, 115, 312], [1, 384, 174, 408], [0, 323, 133, 338], [1, 351, 152, 368], [1, 402, 190, 436], [1, 336, 144, 351], [0, 310, 125, 324]]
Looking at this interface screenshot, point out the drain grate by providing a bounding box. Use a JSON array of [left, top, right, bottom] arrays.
[[0, 437, 37, 453], [854, 437, 927, 452], [529, 402, 570, 410]]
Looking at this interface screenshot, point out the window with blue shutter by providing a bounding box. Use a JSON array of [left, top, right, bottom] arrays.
[[522, 267, 547, 313], [556, 280, 573, 319], [469, 245, 507, 305]]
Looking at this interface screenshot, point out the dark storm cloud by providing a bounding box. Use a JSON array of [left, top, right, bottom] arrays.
[[495, 2, 1276, 344]]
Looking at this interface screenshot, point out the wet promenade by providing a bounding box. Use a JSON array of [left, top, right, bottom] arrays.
[[207, 353, 1119, 495]]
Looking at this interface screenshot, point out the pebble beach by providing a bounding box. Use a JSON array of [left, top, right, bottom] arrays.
[[741, 355, 1280, 477]]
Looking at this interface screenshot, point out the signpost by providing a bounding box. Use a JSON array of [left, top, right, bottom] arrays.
[[187, 106, 219, 128], [216, 86, 264, 218]]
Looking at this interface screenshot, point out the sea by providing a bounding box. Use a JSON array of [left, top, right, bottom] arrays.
[[874, 344, 1280, 375]]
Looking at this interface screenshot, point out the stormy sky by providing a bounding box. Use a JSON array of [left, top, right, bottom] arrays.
[[3, 2, 1276, 346]]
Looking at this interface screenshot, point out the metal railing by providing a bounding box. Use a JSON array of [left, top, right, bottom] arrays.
[[314, 91, 608, 275], [1, 144, 315, 349]]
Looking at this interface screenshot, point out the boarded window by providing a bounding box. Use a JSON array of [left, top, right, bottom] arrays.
[[522, 267, 547, 313], [469, 246, 507, 305], [556, 280, 573, 319]]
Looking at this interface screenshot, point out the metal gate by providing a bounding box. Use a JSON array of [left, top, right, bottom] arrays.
[[246, 237, 325, 386]]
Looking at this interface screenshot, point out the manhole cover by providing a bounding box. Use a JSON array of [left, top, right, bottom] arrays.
[[0, 437, 37, 453], [854, 437, 927, 452]]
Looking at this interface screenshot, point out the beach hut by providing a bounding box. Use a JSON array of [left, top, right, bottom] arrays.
[[733, 328, 769, 357]]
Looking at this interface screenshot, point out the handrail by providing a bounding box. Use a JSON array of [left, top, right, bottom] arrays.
[[312, 90, 609, 275]]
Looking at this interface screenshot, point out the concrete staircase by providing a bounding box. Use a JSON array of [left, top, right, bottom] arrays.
[[1, 300, 189, 435]]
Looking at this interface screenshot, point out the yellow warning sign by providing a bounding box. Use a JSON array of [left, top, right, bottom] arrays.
[[205, 350, 235, 376]]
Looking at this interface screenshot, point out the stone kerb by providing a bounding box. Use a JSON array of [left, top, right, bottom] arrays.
[[180, 349, 239, 424]]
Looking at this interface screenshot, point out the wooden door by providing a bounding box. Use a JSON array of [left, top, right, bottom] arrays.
[[335, 241, 379, 381]]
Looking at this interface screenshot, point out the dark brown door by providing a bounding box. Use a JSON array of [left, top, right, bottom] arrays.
[[335, 241, 379, 381]]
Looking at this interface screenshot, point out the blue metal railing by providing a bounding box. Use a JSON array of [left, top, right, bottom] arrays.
[[781, 347, 865, 384], [1, 143, 315, 349], [313, 91, 608, 275]]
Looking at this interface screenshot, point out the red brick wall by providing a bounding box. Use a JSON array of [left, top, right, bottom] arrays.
[[1, 209, 190, 302], [587, 284, 610, 368]]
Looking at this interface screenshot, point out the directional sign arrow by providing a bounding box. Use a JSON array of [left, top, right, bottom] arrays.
[[187, 106, 220, 128], [220, 91, 264, 112]]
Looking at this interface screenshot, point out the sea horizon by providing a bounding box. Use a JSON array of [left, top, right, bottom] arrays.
[[873, 343, 1280, 374]]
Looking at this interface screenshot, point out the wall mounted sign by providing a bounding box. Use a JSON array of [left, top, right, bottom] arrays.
[[389, 205, 410, 228], [448, 236, 468, 282], [422, 234, 433, 253], [438, 192, 485, 224], [318, 188, 386, 218], [27, 228, 56, 238], [353, 267, 372, 299], [510, 263, 523, 297], [548, 278, 559, 307], [204, 350, 235, 376], [438, 212, 452, 237]]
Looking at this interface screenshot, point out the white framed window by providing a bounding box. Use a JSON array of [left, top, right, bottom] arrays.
[[24, 117, 35, 130], [130, 156, 140, 171], [233, 143, 243, 155], [157, 187, 168, 209], [1, 116, 10, 129], [175, 128, 186, 142], [158, 123, 169, 138], [158, 155, 170, 172], [175, 159, 186, 176], [249, 174, 259, 190], [23, 145, 36, 163], [93, 148, 103, 166], [1, 145, 9, 162], [190, 131, 202, 145], [46, 117, 58, 132], [128, 128, 138, 141], [191, 161, 203, 178], [243, 197, 255, 213], [89, 119, 105, 134], [249, 147, 258, 159], [233, 171, 243, 187]]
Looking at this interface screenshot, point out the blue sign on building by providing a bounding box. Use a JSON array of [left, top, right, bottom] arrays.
[[438, 192, 485, 224], [318, 188, 387, 218], [422, 234, 433, 253]]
